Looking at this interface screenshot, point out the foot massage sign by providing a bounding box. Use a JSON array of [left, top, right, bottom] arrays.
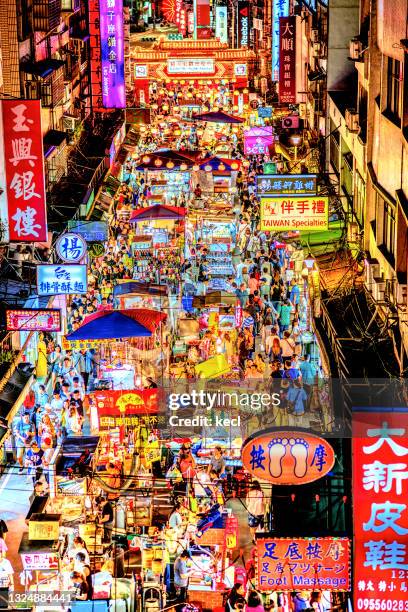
[[241, 428, 336, 485]]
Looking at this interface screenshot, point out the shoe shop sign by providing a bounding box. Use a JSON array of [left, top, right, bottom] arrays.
[[241, 428, 335, 485]]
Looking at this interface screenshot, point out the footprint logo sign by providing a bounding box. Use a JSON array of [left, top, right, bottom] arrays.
[[242, 428, 335, 485]]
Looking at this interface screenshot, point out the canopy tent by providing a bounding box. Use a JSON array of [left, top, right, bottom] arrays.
[[129, 204, 186, 222], [66, 309, 167, 340], [191, 111, 244, 124]]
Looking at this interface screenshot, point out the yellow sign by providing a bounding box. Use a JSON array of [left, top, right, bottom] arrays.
[[260, 196, 329, 231], [29, 520, 60, 541], [195, 353, 231, 379]]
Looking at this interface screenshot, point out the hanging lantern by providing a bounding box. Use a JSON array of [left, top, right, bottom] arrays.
[[159, 88, 165, 95], [174, 129, 181, 136], [189, 80, 194, 85], [187, 92, 193, 99], [192, 164, 200, 171], [243, 88, 249, 94], [207, 80, 212, 85], [139, 125, 146, 132], [177, 91, 183, 97], [233, 90, 239, 96], [233, 105, 239, 111], [166, 161, 175, 169], [204, 164, 213, 172], [142, 155, 151, 164], [232, 126, 239, 133], [180, 80, 185, 85], [162, 104, 169, 111], [151, 127, 158, 135], [179, 163, 188, 171], [231, 161, 239, 170], [212, 106, 219, 112], [168, 90, 175, 97], [154, 158, 163, 167], [218, 163, 226, 172], [151, 103, 159, 110], [173, 105, 180, 112]]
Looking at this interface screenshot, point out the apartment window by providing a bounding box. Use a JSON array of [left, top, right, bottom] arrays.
[[386, 57, 401, 123], [382, 197, 396, 259]]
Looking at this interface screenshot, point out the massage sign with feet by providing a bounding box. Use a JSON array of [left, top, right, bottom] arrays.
[[268, 437, 309, 480]]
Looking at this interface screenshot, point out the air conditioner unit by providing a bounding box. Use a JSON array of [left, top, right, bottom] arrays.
[[345, 108, 360, 132], [372, 278, 386, 302], [311, 29, 319, 43], [364, 259, 381, 287], [282, 116, 300, 129], [62, 115, 77, 133], [349, 38, 363, 60]]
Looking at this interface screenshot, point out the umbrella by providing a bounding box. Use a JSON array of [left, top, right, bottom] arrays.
[[129, 204, 186, 222], [192, 110, 244, 124], [66, 309, 167, 340]]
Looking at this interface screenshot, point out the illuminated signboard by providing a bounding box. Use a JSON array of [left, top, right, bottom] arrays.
[[234, 63, 247, 76], [237, 1, 249, 47], [6, 309, 61, 332], [2, 100, 47, 242], [134, 65, 148, 78], [257, 106, 273, 118], [37, 264, 88, 296], [55, 232, 87, 263], [260, 196, 329, 231], [68, 220, 108, 242], [241, 428, 335, 484], [256, 174, 317, 195], [215, 6, 228, 44], [279, 16, 296, 104], [256, 537, 350, 591], [272, 0, 290, 81], [100, 0, 125, 108], [167, 58, 215, 74], [353, 409, 408, 611]]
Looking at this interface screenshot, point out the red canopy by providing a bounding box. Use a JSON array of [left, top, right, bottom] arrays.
[[129, 204, 186, 222]]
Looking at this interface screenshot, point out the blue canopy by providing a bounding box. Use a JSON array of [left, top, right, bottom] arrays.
[[66, 309, 167, 340]]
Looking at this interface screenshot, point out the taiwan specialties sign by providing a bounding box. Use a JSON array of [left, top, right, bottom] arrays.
[[279, 16, 296, 104], [2, 100, 47, 242], [37, 264, 87, 296], [241, 428, 335, 485], [260, 196, 329, 231], [257, 174, 317, 196], [6, 308, 61, 332], [353, 409, 408, 611], [256, 537, 350, 592], [100, 0, 125, 108]]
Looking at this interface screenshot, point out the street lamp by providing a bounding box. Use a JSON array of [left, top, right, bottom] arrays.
[[288, 132, 303, 161]]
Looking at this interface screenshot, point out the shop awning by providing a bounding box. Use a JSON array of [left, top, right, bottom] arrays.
[[114, 281, 168, 296], [192, 110, 244, 124], [66, 309, 167, 340], [129, 204, 186, 222]]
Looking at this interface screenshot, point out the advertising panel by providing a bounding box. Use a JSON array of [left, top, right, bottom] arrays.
[[237, 1, 250, 47], [2, 100, 47, 242], [353, 409, 408, 611], [167, 58, 215, 74], [244, 126, 274, 155], [67, 220, 108, 242], [6, 309, 61, 332], [257, 174, 317, 195], [242, 428, 335, 485], [279, 16, 296, 104], [272, 0, 290, 81], [256, 537, 350, 591], [215, 6, 228, 44], [260, 196, 329, 231], [100, 0, 125, 108], [37, 264, 88, 296]]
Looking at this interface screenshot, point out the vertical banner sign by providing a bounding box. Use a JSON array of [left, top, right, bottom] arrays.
[[237, 1, 249, 47], [272, 0, 289, 81], [89, 0, 103, 110], [2, 100, 47, 242], [100, 0, 125, 109], [279, 16, 296, 104], [353, 409, 408, 611], [196, 0, 211, 39], [215, 6, 228, 44]]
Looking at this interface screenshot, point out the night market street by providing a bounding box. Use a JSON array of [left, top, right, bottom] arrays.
[[0, 1, 406, 611]]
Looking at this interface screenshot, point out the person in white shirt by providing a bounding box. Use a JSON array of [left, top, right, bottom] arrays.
[[246, 480, 266, 542]]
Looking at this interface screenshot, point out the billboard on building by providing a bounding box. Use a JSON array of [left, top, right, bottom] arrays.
[[260, 196, 329, 231], [2, 100, 47, 242], [272, 0, 290, 81], [100, 0, 125, 108], [353, 409, 408, 612], [237, 1, 250, 47], [215, 6, 228, 44], [256, 174, 317, 195], [279, 16, 296, 104]]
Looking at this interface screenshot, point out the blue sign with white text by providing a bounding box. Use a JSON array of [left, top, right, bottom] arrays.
[[37, 265, 88, 296]]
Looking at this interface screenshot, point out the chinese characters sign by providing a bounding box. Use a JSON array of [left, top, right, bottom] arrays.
[[260, 196, 329, 231], [6, 309, 61, 332], [37, 264, 87, 296], [88, 389, 159, 428], [257, 174, 317, 195], [279, 16, 296, 104], [67, 220, 108, 242], [21, 552, 59, 571], [272, 0, 289, 81], [215, 6, 228, 44], [100, 0, 125, 108], [244, 127, 274, 155], [256, 537, 350, 591], [56, 232, 87, 263], [29, 519, 60, 541], [241, 429, 335, 484], [167, 58, 215, 74], [353, 410, 408, 610], [2, 100, 47, 242]]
